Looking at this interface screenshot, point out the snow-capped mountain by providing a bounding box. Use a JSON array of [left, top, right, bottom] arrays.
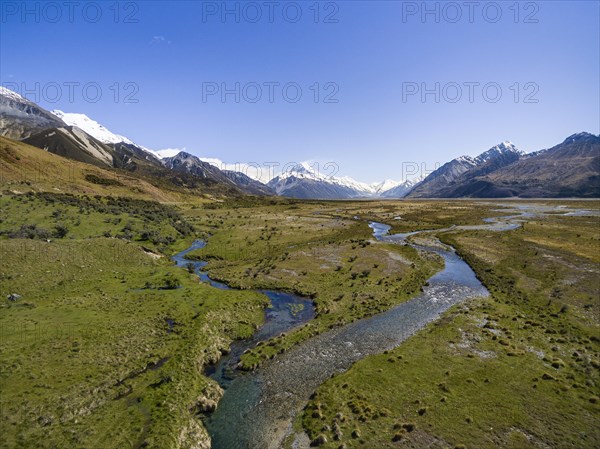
[[407, 141, 525, 198], [437, 133, 600, 198], [266, 162, 417, 199], [50, 110, 160, 164], [371, 179, 402, 195], [8, 86, 594, 199], [16, 100, 272, 195], [0, 88, 417, 199], [474, 141, 524, 164], [380, 176, 425, 198], [0, 86, 25, 102], [267, 162, 365, 198], [154, 148, 185, 159], [51, 110, 135, 145], [0, 86, 66, 139]]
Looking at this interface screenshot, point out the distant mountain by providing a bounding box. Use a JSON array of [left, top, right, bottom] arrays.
[[267, 163, 372, 199], [162, 151, 238, 185], [470, 133, 600, 198], [405, 156, 477, 198], [0, 87, 66, 139], [372, 179, 403, 195], [51, 110, 275, 195], [161, 151, 274, 196], [407, 142, 524, 198], [407, 136, 599, 198], [222, 170, 275, 196], [380, 177, 424, 198], [3, 86, 597, 198], [266, 162, 429, 199]]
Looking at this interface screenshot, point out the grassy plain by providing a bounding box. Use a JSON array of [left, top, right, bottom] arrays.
[[295, 202, 600, 449], [1, 190, 598, 449], [0, 193, 268, 449], [184, 200, 444, 369]]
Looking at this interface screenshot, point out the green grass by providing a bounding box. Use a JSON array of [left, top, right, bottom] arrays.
[[180, 202, 443, 369], [0, 195, 269, 449], [294, 205, 600, 448], [3, 195, 599, 449], [0, 193, 196, 253]]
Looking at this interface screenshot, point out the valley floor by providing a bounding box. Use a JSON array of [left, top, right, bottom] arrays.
[[1, 195, 598, 449]]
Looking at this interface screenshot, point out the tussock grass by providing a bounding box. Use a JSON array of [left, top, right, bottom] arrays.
[[294, 203, 600, 448]]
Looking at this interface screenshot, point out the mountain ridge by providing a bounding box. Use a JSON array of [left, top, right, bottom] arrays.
[[407, 134, 599, 198], [1, 86, 598, 199]]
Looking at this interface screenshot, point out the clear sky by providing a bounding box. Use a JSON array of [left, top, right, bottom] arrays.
[[1, 1, 598, 183]]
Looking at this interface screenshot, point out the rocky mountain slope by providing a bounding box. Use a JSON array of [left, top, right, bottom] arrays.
[[407, 135, 599, 198], [407, 142, 523, 198], [0, 87, 66, 139], [474, 133, 600, 198], [0, 88, 273, 196], [23, 126, 114, 167], [222, 170, 275, 196]]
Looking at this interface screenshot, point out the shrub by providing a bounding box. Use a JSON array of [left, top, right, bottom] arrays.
[[54, 224, 69, 238], [160, 274, 181, 290], [8, 224, 52, 240], [84, 173, 123, 186]]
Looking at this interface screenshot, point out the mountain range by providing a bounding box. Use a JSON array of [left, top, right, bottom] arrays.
[[266, 163, 421, 199], [0, 86, 598, 199], [407, 136, 600, 198]]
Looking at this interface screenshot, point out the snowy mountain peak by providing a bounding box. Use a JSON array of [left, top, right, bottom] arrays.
[[276, 162, 329, 182], [475, 141, 523, 164], [154, 148, 185, 159], [51, 110, 134, 145], [371, 179, 402, 194], [266, 161, 418, 198], [283, 162, 319, 176], [490, 141, 519, 153], [171, 150, 195, 160], [0, 86, 27, 102]]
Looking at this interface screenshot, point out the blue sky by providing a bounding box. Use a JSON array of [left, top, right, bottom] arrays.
[[1, 1, 598, 183]]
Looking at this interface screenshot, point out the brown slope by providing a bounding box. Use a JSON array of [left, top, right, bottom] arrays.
[[0, 136, 238, 202]]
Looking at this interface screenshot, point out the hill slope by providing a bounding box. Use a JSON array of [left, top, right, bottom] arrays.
[[0, 136, 182, 201]]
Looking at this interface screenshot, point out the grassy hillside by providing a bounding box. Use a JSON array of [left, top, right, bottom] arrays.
[[0, 136, 238, 203]]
